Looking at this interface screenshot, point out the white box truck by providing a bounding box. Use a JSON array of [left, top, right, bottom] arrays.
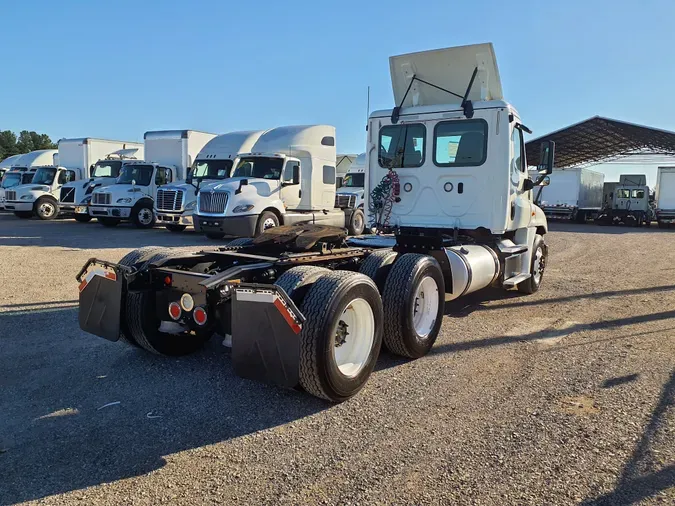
[[155, 131, 264, 232], [655, 167, 675, 228], [335, 152, 366, 210], [89, 130, 215, 228], [57, 138, 144, 222], [535, 167, 604, 222]]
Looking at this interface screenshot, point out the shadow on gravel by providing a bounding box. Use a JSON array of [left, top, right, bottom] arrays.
[[582, 369, 675, 505], [602, 374, 639, 389], [0, 307, 328, 504], [548, 222, 673, 235]]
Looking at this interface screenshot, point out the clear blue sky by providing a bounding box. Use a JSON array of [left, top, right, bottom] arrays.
[[3, 0, 675, 184]]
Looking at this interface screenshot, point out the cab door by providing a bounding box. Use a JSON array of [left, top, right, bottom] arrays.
[[280, 160, 301, 210]]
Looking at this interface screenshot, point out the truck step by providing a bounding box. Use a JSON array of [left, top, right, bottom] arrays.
[[495, 239, 528, 255], [502, 273, 531, 287]]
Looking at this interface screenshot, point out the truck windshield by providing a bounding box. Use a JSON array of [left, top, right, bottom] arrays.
[[22, 173, 35, 184], [232, 157, 283, 180], [91, 160, 122, 178], [191, 159, 233, 180], [2, 173, 23, 188], [32, 168, 57, 185], [117, 164, 154, 186], [342, 173, 365, 188]]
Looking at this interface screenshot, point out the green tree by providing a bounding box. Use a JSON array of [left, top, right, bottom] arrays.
[[17, 130, 36, 153], [0, 130, 19, 161]]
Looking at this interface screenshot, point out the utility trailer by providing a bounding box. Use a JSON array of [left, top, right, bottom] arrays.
[[655, 167, 675, 228], [76, 43, 554, 402], [535, 167, 604, 222], [596, 174, 652, 226]]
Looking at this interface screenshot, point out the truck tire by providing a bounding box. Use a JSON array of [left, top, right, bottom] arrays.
[[658, 221, 669, 229], [381, 254, 445, 358], [255, 211, 279, 236], [14, 211, 33, 219], [517, 234, 547, 294], [132, 202, 155, 229], [227, 237, 254, 247], [575, 210, 586, 224], [35, 197, 59, 220], [126, 250, 213, 355], [359, 249, 398, 293], [99, 217, 120, 227], [165, 224, 187, 232], [205, 232, 225, 240], [298, 271, 383, 402], [274, 266, 330, 305], [74, 214, 92, 223], [347, 208, 366, 235]]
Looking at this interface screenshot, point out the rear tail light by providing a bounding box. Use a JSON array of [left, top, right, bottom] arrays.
[[193, 306, 207, 326], [168, 302, 182, 321]]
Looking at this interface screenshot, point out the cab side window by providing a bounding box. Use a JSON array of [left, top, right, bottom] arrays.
[[283, 162, 300, 184], [155, 167, 172, 186], [58, 170, 76, 184], [379, 124, 426, 168], [511, 127, 524, 172]]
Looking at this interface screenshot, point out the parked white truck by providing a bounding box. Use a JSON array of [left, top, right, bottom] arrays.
[[655, 166, 675, 228], [0, 154, 23, 178], [89, 130, 215, 228], [155, 131, 263, 232], [192, 126, 367, 239], [57, 138, 144, 222], [596, 174, 651, 226], [76, 43, 554, 402], [335, 152, 366, 210], [1, 167, 37, 210], [535, 167, 604, 222]]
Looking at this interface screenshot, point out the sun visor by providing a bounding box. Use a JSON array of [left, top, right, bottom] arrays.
[[389, 43, 503, 108]]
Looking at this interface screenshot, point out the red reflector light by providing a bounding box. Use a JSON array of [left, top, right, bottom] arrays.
[[164, 276, 172, 286], [168, 302, 182, 321], [193, 306, 207, 326]]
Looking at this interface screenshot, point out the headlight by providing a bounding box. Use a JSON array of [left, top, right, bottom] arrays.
[[117, 198, 132, 204], [20, 195, 34, 201], [232, 204, 254, 213], [185, 200, 197, 210]]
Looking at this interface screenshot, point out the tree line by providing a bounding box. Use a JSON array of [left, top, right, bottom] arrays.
[[0, 130, 58, 161]]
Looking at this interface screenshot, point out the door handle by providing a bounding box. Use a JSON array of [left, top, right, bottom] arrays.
[[299, 190, 302, 198]]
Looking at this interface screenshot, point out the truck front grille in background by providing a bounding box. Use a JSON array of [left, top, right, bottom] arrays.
[[92, 193, 112, 205], [60, 187, 75, 203], [6, 191, 16, 201], [156, 189, 184, 211], [198, 192, 228, 214], [335, 194, 356, 208]]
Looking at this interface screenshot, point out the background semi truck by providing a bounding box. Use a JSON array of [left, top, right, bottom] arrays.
[[655, 166, 675, 228], [596, 174, 651, 226], [57, 138, 144, 222], [77, 43, 554, 402], [535, 167, 604, 222], [155, 131, 263, 232], [192, 125, 367, 239], [0, 167, 37, 210], [335, 152, 366, 210], [89, 130, 215, 228]]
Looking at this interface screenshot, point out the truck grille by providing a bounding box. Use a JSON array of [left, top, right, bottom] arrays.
[[335, 194, 356, 208], [60, 187, 76, 203], [198, 191, 228, 214], [92, 193, 112, 205], [156, 189, 184, 211], [6, 191, 16, 201]]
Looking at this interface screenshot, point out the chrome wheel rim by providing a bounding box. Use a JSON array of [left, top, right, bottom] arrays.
[[39, 202, 55, 218], [263, 217, 277, 230], [332, 298, 374, 378], [412, 276, 439, 337], [138, 208, 154, 225], [533, 246, 545, 285], [354, 213, 364, 232]]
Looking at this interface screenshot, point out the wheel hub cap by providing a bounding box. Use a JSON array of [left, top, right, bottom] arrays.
[[533, 247, 545, 284], [40, 203, 55, 217], [263, 218, 276, 230], [139, 209, 153, 225]]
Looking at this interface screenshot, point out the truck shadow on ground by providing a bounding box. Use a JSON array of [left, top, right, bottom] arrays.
[[548, 221, 673, 235], [0, 307, 327, 504]]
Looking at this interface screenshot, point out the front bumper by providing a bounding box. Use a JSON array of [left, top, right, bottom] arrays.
[[59, 203, 87, 214], [156, 211, 193, 226], [4, 201, 33, 212], [89, 205, 132, 219], [193, 213, 258, 237]]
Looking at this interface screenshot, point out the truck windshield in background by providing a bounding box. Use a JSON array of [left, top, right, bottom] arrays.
[[191, 159, 233, 180], [32, 168, 57, 185], [342, 173, 365, 187], [117, 164, 154, 186], [2, 173, 22, 188], [91, 160, 122, 178], [232, 157, 283, 180]]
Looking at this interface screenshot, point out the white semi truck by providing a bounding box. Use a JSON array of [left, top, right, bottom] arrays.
[[535, 167, 604, 222], [192, 126, 367, 239], [0, 154, 23, 178], [0, 167, 37, 210], [596, 174, 652, 226], [155, 131, 263, 232], [76, 43, 554, 403], [1, 154, 28, 209], [335, 152, 366, 210], [57, 138, 144, 222], [89, 130, 215, 228], [655, 166, 675, 228]]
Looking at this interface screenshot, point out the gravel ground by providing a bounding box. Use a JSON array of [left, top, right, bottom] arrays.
[[0, 214, 673, 505]]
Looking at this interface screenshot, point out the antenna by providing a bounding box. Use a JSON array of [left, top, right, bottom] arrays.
[[365, 86, 370, 131]]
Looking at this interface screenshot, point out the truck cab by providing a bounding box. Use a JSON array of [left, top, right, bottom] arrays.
[[335, 152, 366, 210], [597, 174, 651, 226], [0, 168, 36, 210], [193, 125, 366, 239], [89, 161, 176, 228], [155, 131, 264, 232], [4, 165, 84, 219]]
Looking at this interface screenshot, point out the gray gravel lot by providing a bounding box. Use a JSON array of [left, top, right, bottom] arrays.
[[0, 214, 673, 505]]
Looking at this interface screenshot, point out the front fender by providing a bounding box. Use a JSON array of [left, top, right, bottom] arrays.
[[530, 204, 548, 234]]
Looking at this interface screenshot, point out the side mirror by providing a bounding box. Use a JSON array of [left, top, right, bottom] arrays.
[[186, 170, 193, 185], [538, 140, 555, 174], [235, 179, 249, 195], [292, 165, 300, 185], [538, 176, 551, 187]]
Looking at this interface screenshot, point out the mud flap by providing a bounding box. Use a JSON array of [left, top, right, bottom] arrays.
[[231, 285, 305, 388], [78, 262, 123, 341]]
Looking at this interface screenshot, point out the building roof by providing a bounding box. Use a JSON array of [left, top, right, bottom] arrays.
[[525, 116, 675, 168]]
